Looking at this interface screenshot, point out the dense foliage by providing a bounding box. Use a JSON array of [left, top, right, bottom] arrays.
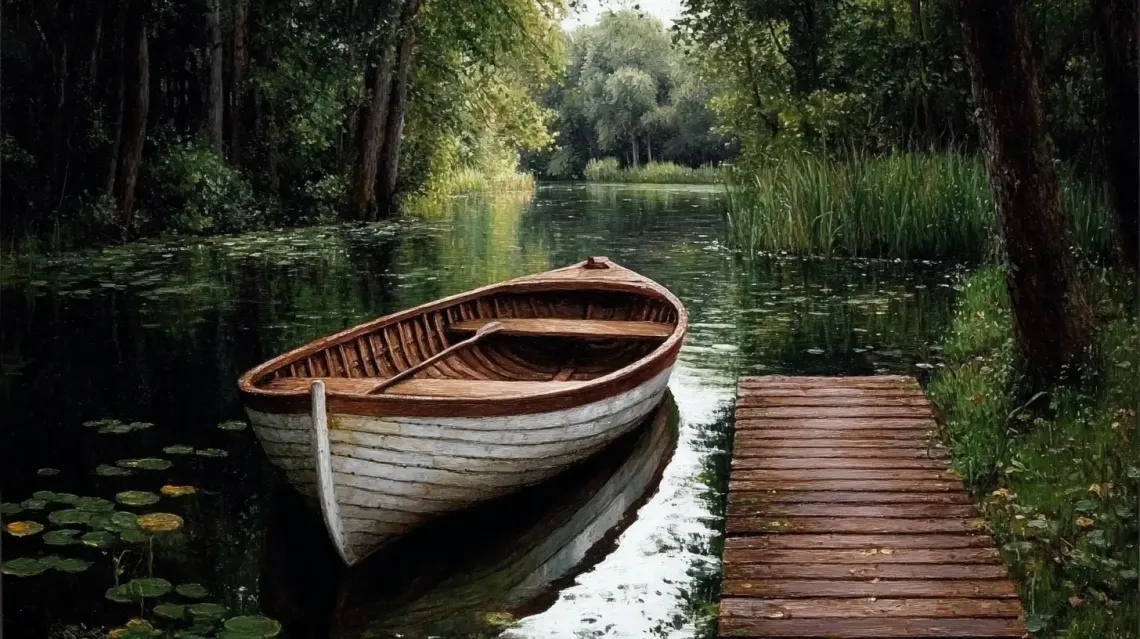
[[930, 267, 1138, 638], [528, 10, 735, 179], [2, 0, 563, 250]]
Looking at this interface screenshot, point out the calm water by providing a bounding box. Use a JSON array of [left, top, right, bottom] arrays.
[[1, 183, 964, 638]]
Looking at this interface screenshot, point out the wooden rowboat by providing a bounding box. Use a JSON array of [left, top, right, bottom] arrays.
[[238, 257, 687, 566]]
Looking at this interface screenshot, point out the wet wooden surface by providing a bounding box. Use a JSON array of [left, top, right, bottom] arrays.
[[719, 376, 1028, 638]]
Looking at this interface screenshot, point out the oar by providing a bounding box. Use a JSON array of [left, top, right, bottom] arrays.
[[368, 321, 504, 394]]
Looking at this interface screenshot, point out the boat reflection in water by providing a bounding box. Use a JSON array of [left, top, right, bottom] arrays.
[[262, 393, 678, 638]]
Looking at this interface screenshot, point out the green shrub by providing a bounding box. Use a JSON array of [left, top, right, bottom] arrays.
[[149, 138, 259, 235], [928, 266, 1138, 637], [725, 151, 1115, 261]]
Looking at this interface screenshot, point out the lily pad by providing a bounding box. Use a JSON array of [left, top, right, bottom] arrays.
[[52, 557, 92, 573], [37, 467, 60, 476], [2, 557, 48, 577], [49, 509, 92, 526], [154, 603, 187, 619], [96, 464, 134, 477], [196, 448, 228, 458], [6, 521, 45, 536], [84, 418, 123, 429], [19, 499, 48, 511], [0, 503, 23, 516], [108, 511, 139, 530], [116, 491, 160, 507], [32, 490, 58, 501], [100, 423, 136, 434], [43, 529, 82, 545], [164, 444, 196, 455], [107, 618, 161, 638], [161, 485, 197, 497], [106, 584, 138, 603], [189, 602, 228, 619], [128, 577, 173, 598], [75, 496, 115, 512], [50, 492, 79, 504], [119, 528, 150, 544], [217, 420, 248, 432], [176, 583, 210, 598], [117, 458, 173, 471], [223, 616, 281, 637], [138, 512, 183, 533], [81, 530, 117, 548]]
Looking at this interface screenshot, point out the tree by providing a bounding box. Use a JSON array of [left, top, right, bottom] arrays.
[[956, 0, 1092, 390], [1093, 0, 1139, 271], [596, 67, 657, 166]]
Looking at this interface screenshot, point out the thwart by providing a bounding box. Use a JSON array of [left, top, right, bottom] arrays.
[[237, 257, 688, 565]]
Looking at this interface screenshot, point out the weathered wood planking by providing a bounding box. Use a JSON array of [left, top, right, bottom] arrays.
[[718, 376, 1028, 638]]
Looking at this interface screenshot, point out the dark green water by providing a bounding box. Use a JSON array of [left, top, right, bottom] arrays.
[[1, 183, 964, 638]]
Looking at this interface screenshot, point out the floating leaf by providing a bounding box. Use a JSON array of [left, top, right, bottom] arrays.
[[129, 577, 173, 598], [117, 458, 173, 471], [49, 509, 92, 526], [75, 496, 115, 512], [95, 464, 134, 477], [107, 618, 161, 638], [154, 603, 187, 619], [108, 511, 139, 530], [43, 529, 81, 545], [1075, 516, 1094, 528], [37, 467, 60, 476], [164, 445, 196, 455], [0, 502, 23, 516], [50, 492, 79, 504], [88, 513, 113, 530], [84, 418, 123, 429], [6, 521, 45, 537], [100, 423, 136, 435], [176, 583, 210, 598], [217, 420, 248, 432], [196, 448, 228, 458], [223, 616, 281, 637], [107, 584, 138, 603], [51, 557, 92, 573], [138, 512, 183, 532], [119, 528, 150, 544], [81, 530, 117, 548], [116, 491, 160, 507], [19, 499, 48, 511], [2, 557, 48, 577], [189, 602, 228, 619], [161, 485, 197, 497], [31, 490, 58, 501]]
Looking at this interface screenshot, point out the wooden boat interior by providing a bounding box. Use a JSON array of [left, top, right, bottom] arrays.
[[253, 289, 679, 398]]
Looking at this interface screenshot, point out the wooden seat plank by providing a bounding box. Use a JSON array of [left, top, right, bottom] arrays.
[[726, 517, 983, 535], [731, 491, 972, 505], [447, 317, 673, 340], [732, 457, 950, 470], [719, 597, 1023, 619], [718, 617, 1027, 637], [721, 579, 1019, 598], [725, 563, 1009, 580], [727, 503, 976, 519], [724, 534, 993, 550]]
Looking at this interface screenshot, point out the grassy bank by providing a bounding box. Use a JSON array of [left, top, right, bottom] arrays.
[[725, 152, 1116, 261], [426, 168, 536, 196], [583, 158, 724, 184], [928, 266, 1138, 637]]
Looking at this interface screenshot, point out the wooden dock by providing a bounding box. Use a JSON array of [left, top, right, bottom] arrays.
[[719, 375, 1028, 638]]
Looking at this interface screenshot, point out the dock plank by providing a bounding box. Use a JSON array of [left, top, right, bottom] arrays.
[[718, 376, 1027, 638]]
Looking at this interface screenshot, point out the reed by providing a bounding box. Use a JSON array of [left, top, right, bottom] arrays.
[[725, 151, 1116, 262], [583, 158, 724, 184]]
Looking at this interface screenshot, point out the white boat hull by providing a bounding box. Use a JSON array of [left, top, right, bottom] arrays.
[[247, 367, 672, 565]]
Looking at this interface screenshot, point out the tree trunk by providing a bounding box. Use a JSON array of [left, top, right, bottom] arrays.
[[630, 132, 639, 169], [349, 0, 401, 220], [112, 4, 150, 233], [107, 8, 126, 195], [646, 132, 653, 164], [375, 0, 423, 218], [1093, 0, 1139, 271], [206, 0, 224, 152], [956, 0, 1092, 391], [229, 0, 248, 160]]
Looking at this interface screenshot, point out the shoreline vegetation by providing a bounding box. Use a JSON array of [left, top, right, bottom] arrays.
[[928, 266, 1138, 637], [582, 159, 724, 184], [724, 151, 1117, 262]]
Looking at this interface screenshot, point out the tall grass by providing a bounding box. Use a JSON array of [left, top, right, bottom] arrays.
[[928, 266, 1138, 637], [583, 158, 725, 184], [430, 168, 536, 196], [725, 152, 1116, 262]]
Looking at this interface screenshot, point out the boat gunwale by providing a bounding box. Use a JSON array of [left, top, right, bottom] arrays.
[[238, 259, 688, 418]]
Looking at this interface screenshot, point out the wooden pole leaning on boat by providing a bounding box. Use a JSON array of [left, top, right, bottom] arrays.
[[367, 321, 505, 394]]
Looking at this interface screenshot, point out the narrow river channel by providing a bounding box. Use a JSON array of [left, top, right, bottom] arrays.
[[1, 183, 965, 638]]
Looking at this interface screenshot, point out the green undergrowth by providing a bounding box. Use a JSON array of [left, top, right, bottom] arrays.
[[583, 158, 724, 184], [725, 151, 1116, 261], [928, 266, 1139, 637]]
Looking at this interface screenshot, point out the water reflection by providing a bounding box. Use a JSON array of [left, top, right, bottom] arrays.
[[1, 183, 963, 638], [263, 395, 678, 638]]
